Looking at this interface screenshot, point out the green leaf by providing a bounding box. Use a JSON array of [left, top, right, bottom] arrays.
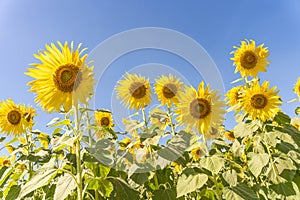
[[5, 185, 20, 200], [153, 188, 176, 200], [270, 182, 296, 196], [248, 153, 269, 178], [0, 167, 13, 187], [86, 178, 113, 197], [233, 121, 259, 138], [274, 112, 291, 125], [86, 139, 115, 167], [222, 187, 243, 200], [223, 170, 238, 186], [231, 183, 259, 200], [18, 161, 57, 199], [176, 173, 208, 197], [200, 155, 224, 174], [109, 177, 139, 200], [97, 179, 113, 197], [130, 172, 150, 185], [54, 173, 77, 200], [49, 119, 71, 128], [46, 117, 61, 127], [157, 131, 191, 162]]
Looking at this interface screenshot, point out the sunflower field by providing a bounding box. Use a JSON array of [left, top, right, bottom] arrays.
[[0, 40, 300, 200]]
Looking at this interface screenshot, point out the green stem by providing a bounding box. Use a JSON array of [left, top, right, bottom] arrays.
[[95, 190, 99, 200], [202, 135, 209, 156], [153, 173, 159, 188], [168, 106, 175, 135], [142, 108, 148, 133], [263, 140, 280, 183], [85, 109, 93, 148], [212, 175, 222, 200], [74, 106, 83, 200], [24, 131, 33, 179]]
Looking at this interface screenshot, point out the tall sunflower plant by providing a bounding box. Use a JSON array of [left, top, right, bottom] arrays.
[[0, 40, 299, 200]]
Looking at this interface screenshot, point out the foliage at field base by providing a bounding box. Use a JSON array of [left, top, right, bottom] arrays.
[[0, 40, 299, 200]]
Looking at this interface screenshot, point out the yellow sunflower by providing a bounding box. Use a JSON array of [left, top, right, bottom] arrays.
[[154, 74, 182, 106], [171, 162, 183, 173], [115, 73, 151, 110], [190, 145, 205, 161], [231, 40, 270, 77], [225, 86, 244, 110], [176, 82, 226, 134], [25, 41, 95, 113], [240, 81, 281, 122], [0, 99, 27, 136], [37, 133, 50, 149], [23, 105, 37, 130], [119, 137, 132, 150], [293, 77, 300, 100], [95, 110, 113, 129], [224, 131, 235, 141], [0, 156, 11, 168]]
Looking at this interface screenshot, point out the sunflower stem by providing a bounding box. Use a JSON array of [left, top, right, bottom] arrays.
[[142, 108, 148, 133], [202, 134, 209, 156], [24, 131, 33, 179], [74, 105, 83, 200], [168, 105, 176, 135]]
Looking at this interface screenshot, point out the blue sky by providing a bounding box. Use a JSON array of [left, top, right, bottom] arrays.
[[0, 0, 300, 134]]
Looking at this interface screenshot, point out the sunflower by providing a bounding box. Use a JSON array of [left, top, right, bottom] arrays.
[[176, 82, 225, 134], [294, 77, 300, 100], [95, 110, 113, 129], [171, 162, 183, 173], [25, 41, 95, 113], [23, 105, 37, 130], [119, 137, 132, 150], [37, 133, 50, 149], [0, 156, 11, 168], [224, 131, 235, 141], [291, 117, 300, 131], [190, 145, 205, 161], [240, 81, 281, 122], [231, 40, 270, 77], [115, 73, 151, 110], [154, 74, 182, 106], [0, 99, 27, 136], [225, 86, 244, 110]]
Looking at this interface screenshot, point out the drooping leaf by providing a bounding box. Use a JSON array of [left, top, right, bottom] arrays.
[[109, 177, 139, 200], [18, 161, 57, 199], [270, 182, 296, 197], [200, 155, 224, 174], [5, 185, 20, 200], [223, 170, 238, 186], [176, 173, 208, 197], [153, 188, 176, 200], [54, 173, 77, 200], [157, 131, 191, 162], [231, 183, 259, 200], [248, 153, 269, 178]]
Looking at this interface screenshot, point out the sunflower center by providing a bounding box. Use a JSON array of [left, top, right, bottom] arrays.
[[53, 64, 82, 92], [162, 83, 177, 98], [241, 50, 258, 69], [100, 117, 110, 126], [190, 98, 211, 119], [7, 110, 21, 125], [251, 94, 268, 109], [130, 83, 147, 99]]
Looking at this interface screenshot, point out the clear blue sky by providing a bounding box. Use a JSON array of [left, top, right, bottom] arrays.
[[0, 0, 300, 134]]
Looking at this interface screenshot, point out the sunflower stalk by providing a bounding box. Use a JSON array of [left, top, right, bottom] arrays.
[[168, 106, 176, 135], [24, 130, 33, 179], [142, 108, 149, 133], [74, 105, 83, 200]]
